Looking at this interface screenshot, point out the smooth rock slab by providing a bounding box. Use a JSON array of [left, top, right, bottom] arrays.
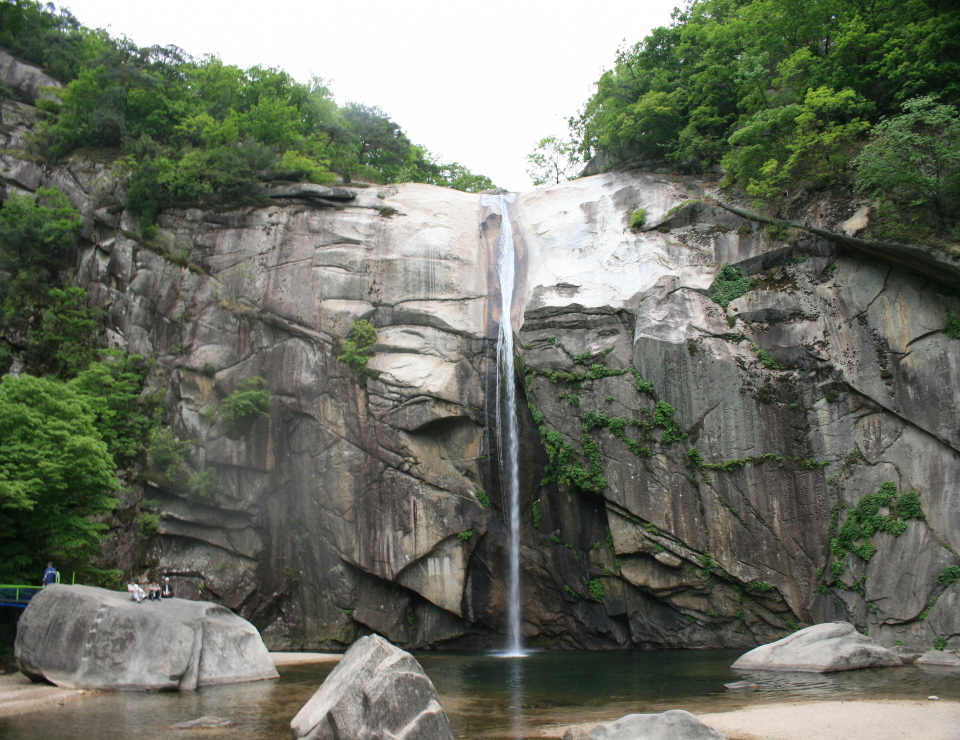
[[731, 622, 902, 673], [574, 710, 728, 740], [15, 584, 278, 691], [915, 651, 960, 667], [291, 633, 453, 740]]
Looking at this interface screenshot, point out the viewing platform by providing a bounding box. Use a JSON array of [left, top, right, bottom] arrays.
[[0, 586, 42, 609]]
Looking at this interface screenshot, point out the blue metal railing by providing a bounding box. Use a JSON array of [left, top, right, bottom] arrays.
[[0, 584, 43, 608]]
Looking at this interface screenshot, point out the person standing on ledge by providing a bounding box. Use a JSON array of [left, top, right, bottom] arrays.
[[42, 562, 58, 587], [160, 577, 173, 599]]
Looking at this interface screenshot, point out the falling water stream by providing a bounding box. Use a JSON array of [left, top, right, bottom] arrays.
[[484, 193, 525, 658]]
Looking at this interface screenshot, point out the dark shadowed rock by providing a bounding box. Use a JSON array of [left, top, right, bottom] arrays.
[[14, 584, 278, 690], [290, 633, 453, 740], [582, 710, 728, 740], [731, 622, 902, 673]]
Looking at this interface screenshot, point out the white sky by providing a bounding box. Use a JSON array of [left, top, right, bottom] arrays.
[[60, 0, 679, 192]]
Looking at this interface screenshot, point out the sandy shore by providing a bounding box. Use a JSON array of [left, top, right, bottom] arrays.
[[538, 699, 960, 740], [0, 673, 90, 717], [270, 651, 342, 666]]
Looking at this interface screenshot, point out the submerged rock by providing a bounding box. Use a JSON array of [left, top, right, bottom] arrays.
[[575, 710, 728, 740], [723, 680, 759, 691], [290, 633, 453, 740], [171, 716, 234, 729], [731, 622, 902, 673], [14, 584, 278, 690]]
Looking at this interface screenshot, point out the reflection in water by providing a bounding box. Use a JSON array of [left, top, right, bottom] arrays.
[[507, 658, 524, 739], [1, 650, 957, 740]]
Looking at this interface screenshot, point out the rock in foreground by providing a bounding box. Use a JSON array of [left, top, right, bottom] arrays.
[[291, 633, 453, 740], [731, 622, 902, 673], [15, 584, 278, 690], [564, 710, 727, 740]]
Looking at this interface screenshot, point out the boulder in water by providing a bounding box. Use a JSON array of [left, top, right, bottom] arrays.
[[915, 651, 960, 668], [575, 710, 728, 740], [14, 584, 278, 690], [290, 633, 453, 740], [731, 622, 902, 673]]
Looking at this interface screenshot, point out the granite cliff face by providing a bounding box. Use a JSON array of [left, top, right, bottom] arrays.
[[2, 58, 958, 651]]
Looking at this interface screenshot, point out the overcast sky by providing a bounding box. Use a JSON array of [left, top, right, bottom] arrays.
[[61, 1, 679, 192]]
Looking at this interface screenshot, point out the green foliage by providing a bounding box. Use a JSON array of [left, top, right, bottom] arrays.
[[69, 351, 158, 466], [710, 264, 752, 307], [828, 482, 923, 586], [786, 621, 799, 632], [0, 373, 119, 583], [945, 313, 960, 340], [457, 530, 473, 541], [187, 467, 218, 499], [532, 500, 542, 528], [586, 578, 604, 601], [146, 426, 189, 486], [216, 375, 270, 437], [750, 343, 782, 370], [570, 0, 960, 238], [631, 368, 654, 394], [526, 136, 580, 186], [936, 565, 960, 589], [337, 319, 378, 380], [751, 581, 774, 593], [475, 489, 491, 507], [630, 208, 646, 229], [0, 188, 82, 341], [13, 3, 493, 224], [653, 401, 682, 443], [854, 95, 960, 239], [933, 635, 948, 651], [564, 584, 580, 599], [24, 287, 100, 379]]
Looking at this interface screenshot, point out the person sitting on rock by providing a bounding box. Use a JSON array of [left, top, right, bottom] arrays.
[[160, 577, 173, 599], [148, 580, 161, 601], [127, 579, 146, 603]]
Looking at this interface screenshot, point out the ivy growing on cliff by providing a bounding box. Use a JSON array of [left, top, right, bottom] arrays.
[[825, 482, 924, 585]]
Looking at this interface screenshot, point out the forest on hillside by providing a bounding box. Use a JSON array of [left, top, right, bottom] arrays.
[[0, 1, 495, 227], [531, 0, 960, 244], [0, 0, 495, 586]]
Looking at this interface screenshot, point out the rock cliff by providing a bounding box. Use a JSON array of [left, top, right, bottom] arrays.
[[2, 55, 958, 652]]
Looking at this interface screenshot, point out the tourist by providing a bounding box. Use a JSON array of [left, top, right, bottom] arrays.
[[148, 580, 162, 601], [42, 562, 58, 587], [127, 579, 146, 603], [160, 576, 173, 598]]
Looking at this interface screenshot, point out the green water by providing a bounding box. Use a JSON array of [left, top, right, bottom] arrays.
[[1, 650, 957, 739]]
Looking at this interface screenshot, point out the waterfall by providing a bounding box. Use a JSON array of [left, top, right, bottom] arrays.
[[484, 193, 525, 657]]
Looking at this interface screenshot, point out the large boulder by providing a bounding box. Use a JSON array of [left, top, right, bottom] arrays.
[[14, 584, 278, 690], [564, 710, 727, 740], [290, 633, 454, 740], [731, 622, 902, 673]]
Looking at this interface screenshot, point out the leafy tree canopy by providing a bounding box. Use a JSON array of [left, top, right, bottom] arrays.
[[554, 0, 959, 240], [7, 1, 495, 226], [0, 373, 119, 583]]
